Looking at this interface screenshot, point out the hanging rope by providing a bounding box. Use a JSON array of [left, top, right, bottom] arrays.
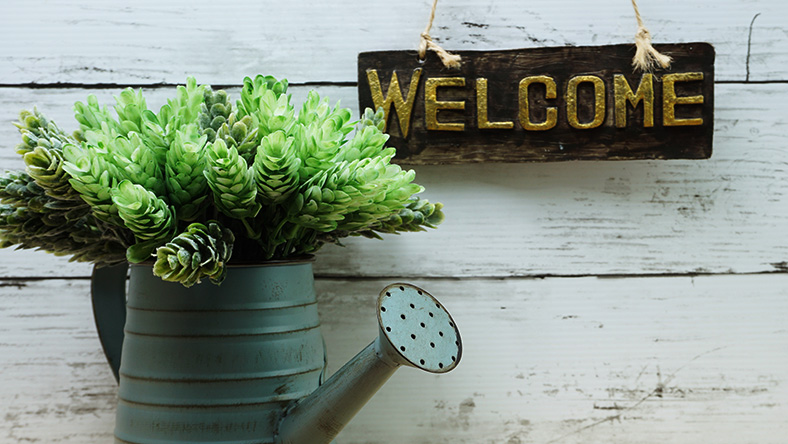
[[630, 0, 672, 72], [418, 0, 462, 69]]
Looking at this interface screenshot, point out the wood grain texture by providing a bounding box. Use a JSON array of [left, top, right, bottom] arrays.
[[2, 275, 786, 443], [0, 0, 782, 84], [358, 44, 715, 163], [1, 83, 787, 278]]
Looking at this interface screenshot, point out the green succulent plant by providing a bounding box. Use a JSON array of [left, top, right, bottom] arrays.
[[1, 75, 444, 287]]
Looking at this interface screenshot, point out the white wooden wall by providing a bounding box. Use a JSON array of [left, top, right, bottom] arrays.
[[1, 1, 787, 442]]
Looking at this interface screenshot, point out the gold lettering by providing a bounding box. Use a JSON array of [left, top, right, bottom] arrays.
[[518, 76, 557, 131], [476, 78, 514, 129], [566, 75, 605, 129], [614, 74, 654, 128], [425, 77, 466, 131], [366, 68, 422, 137], [663, 72, 704, 126]]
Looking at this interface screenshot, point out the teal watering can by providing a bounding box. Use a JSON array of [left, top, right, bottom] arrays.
[[91, 259, 462, 444]]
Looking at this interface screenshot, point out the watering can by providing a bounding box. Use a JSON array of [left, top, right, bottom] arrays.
[[91, 259, 462, 443]]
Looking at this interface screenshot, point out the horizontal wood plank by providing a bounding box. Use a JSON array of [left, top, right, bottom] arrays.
[[1, 275, 786, 443], [0, 0, 783, 84], [1, 83, 787, 278]]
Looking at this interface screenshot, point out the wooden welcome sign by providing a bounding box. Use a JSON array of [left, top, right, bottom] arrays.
[[358, 43, 714, 164]]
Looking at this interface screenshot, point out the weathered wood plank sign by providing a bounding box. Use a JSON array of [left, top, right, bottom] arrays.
[[358, 43, 714, 164]]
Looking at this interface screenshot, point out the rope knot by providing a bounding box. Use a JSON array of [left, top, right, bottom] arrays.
[[630, 0, 672, 72], [418, 0, 462, 69]]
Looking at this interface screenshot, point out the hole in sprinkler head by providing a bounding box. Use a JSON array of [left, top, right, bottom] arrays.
[[400, 346, 406, 352], [386, 326, 391, 332], [439, 363, 444, 369], [439, 331, 444, 337], [386, 292, 391, 297], [429, 312, 434, 317], [410, 303, 415, 309], [420, 359, 425, 365], [449, 322, 454, 328], [455, 340, 459, 345], [411, 334, 416, 339], [418, 290, 423, 295], [399, 286, 404, 291], [420, 322, 426, 328], [451, 356, 456, 362], [401, 314, 406, 320], [430, 342, 435, 348], [380, 306, 386, 312]]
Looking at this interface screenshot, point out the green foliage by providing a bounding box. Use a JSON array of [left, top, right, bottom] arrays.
[[2, 75, 444, 287]]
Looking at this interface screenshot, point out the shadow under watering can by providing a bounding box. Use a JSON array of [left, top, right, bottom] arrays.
[[91, 259, 462, 443]]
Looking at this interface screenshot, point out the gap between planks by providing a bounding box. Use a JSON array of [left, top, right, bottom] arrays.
[[3, 269, 788, 283], [1, 80, 787, 90]]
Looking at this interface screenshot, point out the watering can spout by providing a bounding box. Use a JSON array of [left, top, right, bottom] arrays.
[[274, 283, 462, 444]]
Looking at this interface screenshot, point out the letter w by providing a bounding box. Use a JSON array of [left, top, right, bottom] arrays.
[[366, 68, 422, 138]]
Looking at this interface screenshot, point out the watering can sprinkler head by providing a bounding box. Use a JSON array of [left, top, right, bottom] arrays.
[[375, 283, 462, 372], [275, 283, 462, 444]]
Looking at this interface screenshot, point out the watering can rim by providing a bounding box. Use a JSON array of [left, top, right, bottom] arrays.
[[120, 255, 316, 269]]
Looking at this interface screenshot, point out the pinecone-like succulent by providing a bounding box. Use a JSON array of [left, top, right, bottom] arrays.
[[358, 107, 386, 132], [62, 142, 123, 225], [364, 197, 445, 236], [0, 171, 46, 207], [160, 77, 207, 137], [14, 109, 74, 155], [334, 125, 393, 163], [0, 171, 128, 266], [288, 160, 369, 232], [334, 156, 423, 233], [253, 131, 301, 205], [237, 75, 296, 138], [204, 139, 261, 219], [217, 113, 259, 164], [74, 95, 121, 136], [165, 125, 209, 221], [111, 180, 176, 262], [114, 88, 147, 136], [153, 221, 234, 287], [295, 91, 355, 176], [23, 147, 85, 204], [110, 132, 166, 197], [199, 88, 232, 142]]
